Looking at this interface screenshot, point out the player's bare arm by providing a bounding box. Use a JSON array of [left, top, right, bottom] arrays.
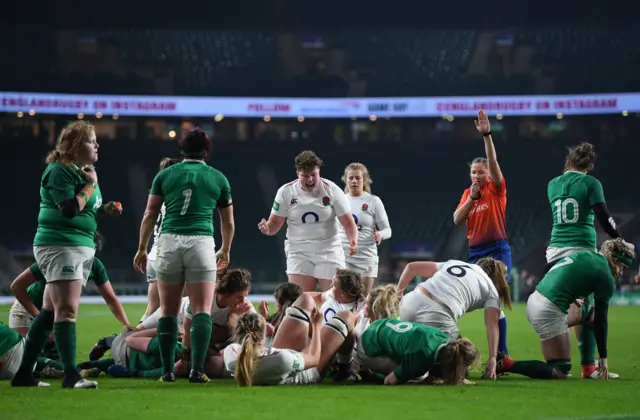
[[338, 213, 358, 255], [259, 214, 286, 236], [397, 261, 439, 292], [475, 109, 503, 185], [134, 194, 163, 273], [218, 202, 235, 269], [10, 268, 40, 318], [482, 307, 500, 380]]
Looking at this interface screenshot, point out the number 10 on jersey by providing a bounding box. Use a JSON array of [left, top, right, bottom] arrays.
[[555, 198, 578, 224]]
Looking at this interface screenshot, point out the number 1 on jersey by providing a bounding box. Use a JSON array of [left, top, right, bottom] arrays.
[[180, 188, 192, 215]]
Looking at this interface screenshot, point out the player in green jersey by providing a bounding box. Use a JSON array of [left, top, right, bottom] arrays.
[[0, 321, 66, 382], [546, 143, 622, 264], [78, 328, 187, 379], [498, 239, 635, 380], [9, 255, 133, 338], [134, 128, 235, 384], [12, 121, 122, 390], [359, 318, 479, 385], [546, 142, 627, 379], [141, 157, 183, 324]]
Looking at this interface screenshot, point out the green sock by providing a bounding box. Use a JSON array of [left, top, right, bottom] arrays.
[[510, 361, 556, 379], [190, 313, 212, 372], [157, 317, 178, 375], [577, 324, 597, 366], [54, 321, 78, 377], [90, 358, 115, 373], [17, 310, 54, 376]]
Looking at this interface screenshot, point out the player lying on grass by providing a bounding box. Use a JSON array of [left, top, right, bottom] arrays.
[[0, 321, 65, 381], [396, 257, 511, 379], [9, 253, 133, 339], [224, 293, 357, 386], [497, 238, 635, 380], [307, 268, 367, 325], [79, 328, 186, 379]]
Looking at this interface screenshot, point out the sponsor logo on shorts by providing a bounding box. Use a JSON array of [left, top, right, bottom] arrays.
[[293, 356, 302, 370], [62, 265, 75, 274], [273, 201, 280, 211]]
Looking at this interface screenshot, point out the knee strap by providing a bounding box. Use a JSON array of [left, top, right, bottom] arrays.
[[284, 306, 311, 324], [326, 316, 349, 339]]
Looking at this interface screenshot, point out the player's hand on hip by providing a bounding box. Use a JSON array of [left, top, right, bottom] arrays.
[[598, 358, 609, 380], [104, 201, 123, 216], [482, 357, 497, 380], [349, 240, 358, 256], [474, 109, 491, 134], [133, 250, 147, 274], [81, 165, 98, 183], [258, 218, 270, 235]]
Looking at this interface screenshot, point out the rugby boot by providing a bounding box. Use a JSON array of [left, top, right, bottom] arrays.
[[11, 373, 50, 387], [189, 369, 211, 383], [159, 372, 176, 382]]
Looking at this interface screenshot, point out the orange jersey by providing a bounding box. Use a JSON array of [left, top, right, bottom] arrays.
[[457, 178, 508, 248]]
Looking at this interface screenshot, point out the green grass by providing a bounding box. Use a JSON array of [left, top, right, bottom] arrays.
[[2, 303, 640, 420]]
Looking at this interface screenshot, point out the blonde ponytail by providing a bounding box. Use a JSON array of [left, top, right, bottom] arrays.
[[233, 312, 266, 387], [476, 258, 512, 311], [370, 285, 400, 320], [438, 338, 479, 385]]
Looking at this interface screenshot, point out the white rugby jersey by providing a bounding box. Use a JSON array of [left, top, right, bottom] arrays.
[[185, 293, 256, 326], [320, 289, 365, 325], [271, 179, 350, 252], [139, 296, 190, 330], [339, 192, 391, 261], [148, 204, 166, 261], [223, 343, 306, 385], [421, 260, 501, 319]]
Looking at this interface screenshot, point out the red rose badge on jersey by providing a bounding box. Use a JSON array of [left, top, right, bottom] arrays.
[[322, 196, 330, 206], [362, 203, 369, 211]]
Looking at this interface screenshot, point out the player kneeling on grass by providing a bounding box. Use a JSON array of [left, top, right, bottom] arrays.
[[497, 238, 635, 380], [79, 328, 186, 379], [397, 257, 512, 379], [358, 317, 480, 385], [224, 293, 357, 386], [0, 321, 65, 381]]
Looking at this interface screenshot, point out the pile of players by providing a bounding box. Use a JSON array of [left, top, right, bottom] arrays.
[[1, 110, 636, 388]]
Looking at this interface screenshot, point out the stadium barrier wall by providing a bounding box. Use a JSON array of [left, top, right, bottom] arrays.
[[0, 295, 276, 305], [0, 91, 635, 118]]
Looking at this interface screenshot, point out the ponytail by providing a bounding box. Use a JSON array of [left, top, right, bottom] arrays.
[[370, 285, 400, 320], [438, 338, 479, 385], [233, 312, 266, 387], [235, 334, 261, 387], [476, 258, 512, 311]]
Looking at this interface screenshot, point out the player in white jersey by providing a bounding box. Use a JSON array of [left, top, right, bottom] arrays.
[[340, 163, 391, 293], [308, 268, 367, 325], [183, 268, 260, 348], [348, 285, 400, 380], [397, 257, 512, 380], [142, 157, 182, 323], [258, 150, 358, 292], [223, 293, 357, 386]]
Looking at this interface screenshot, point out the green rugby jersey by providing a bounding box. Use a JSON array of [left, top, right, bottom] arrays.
[[361, 318, 450, 383], [26, 257, 110, 308], [150, 160, 231, 236], [536, 251, 615, 313], [547, 171, 605, 249], [128, 336, 185, 372], [34, 163, 102, 248], [0, 321, 22, 358]]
